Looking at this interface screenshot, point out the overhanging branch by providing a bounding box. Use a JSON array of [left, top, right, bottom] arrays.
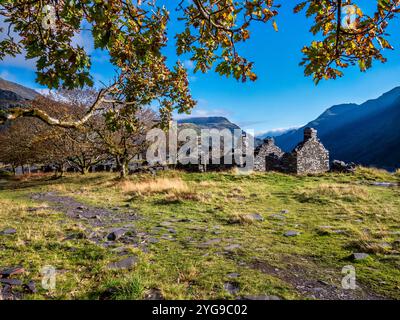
[[0, 84, 117, 128]]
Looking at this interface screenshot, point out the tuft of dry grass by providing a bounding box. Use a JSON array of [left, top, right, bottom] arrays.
[[345, 225, 394, 254], [355, 166, 395, 181], [120, 178, 189, 195], [229, 213, 259, 225], [119, 177, 205, 202], [296, 183, 370, 203]]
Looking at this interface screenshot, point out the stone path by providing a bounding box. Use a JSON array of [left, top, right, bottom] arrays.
[[31, 192, 146, 249]]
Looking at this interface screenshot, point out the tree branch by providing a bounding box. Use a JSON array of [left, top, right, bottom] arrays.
[[0, 84, 117, 128]]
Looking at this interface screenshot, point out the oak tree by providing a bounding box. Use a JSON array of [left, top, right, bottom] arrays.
[[0, 0, 399, 125]]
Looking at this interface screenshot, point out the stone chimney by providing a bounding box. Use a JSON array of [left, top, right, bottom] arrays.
[[263, 137, 275, 145], [304, 127, 317, 141]]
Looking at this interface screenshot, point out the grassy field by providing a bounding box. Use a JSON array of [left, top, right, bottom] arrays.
[[0, 168, 399, 300]]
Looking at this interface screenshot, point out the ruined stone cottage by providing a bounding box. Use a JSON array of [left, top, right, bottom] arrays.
[[254, 128, 330, 174], [254, 138, 284, 171]]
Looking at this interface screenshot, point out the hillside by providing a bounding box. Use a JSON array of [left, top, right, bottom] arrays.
[[177, 116, 241, 133], [0, 77, 39, 109], [275, 87, 400, 169], [1, 169, 399, 299]]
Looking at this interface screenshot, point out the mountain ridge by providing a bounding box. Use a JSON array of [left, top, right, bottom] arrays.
[[275, 87, 400, 169]]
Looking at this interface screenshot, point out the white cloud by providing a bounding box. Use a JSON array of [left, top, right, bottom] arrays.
[[174, 108, 231, 120], [183, 60, 195, 70], [0, 70, 16, 82], [255, 126, 300, 137]]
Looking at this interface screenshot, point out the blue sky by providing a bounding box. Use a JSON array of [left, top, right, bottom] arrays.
[[1, 1, 400, 134]]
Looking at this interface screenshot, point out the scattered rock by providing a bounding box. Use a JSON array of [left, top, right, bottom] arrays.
[[224, 244, 241, 251], [198, 238, 221, 248], [330, 160, 356, 173], [160, 221, 173, 227], [0, 284, 20, 300], [227, 273, 240, 279], [371, 182, 398, 187], [332, 230, 346, 235], [167, 228, 177, 234], [147, 237, 159, 244], [144, 288, 164, 300], [241, 295, 281, 300], [284, 231, 300, 237], [160, 234, 175, 241], [281, 209, 289, 214], [0, 228, 17, 235], [350, 253, 370, 261], [24, 281, 37, 293], [224, 282, 240, 295], [107, 229, 126, 241], [0, 278, 23, 286], [269, 214, 285, 220], [0, 266, 25, 278], [248, 213, 264, 221], [107, 256, 138, 270]]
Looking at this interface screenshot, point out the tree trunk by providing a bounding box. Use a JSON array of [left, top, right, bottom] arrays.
[[120, 160, 128, 179], [80, 167, 89, 175]]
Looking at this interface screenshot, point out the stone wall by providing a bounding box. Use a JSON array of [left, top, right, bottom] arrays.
[[254, 138, 284, 171], [293, 128, 330, 174]]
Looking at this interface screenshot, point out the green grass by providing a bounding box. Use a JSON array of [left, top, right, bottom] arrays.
[[0, 168, 399, 300]]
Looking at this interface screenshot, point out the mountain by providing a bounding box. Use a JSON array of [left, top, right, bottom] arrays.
[[0, 77, 39, 109], [275, 87, 400, 169], [177, 116, 263, 146], [177, 117, 241, 132]]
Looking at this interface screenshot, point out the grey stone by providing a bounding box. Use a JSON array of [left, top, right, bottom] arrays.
[[148, 237, 159, 244], [281, 209, 290, 214], [284, 230, 300, 237], [107, 229, 126, 241], [144, 288, 164, 300], [224, 282, 240, 295], [371, 182, 398, 187], [24, 281, 37, 293], [241, 295, 281, 300], [107, 256, 138, 270], [350, 253, 370, 261], [331, 160, 356, 173], [0, 266, 25, 277], [227, 273, 240, 279], [0, 228, 16, 235], [224, 244, 241, 251], [160, 221, 173, 227], [198, 238, 221, 247], [248, 213, 264, 221], [269, 214, 285, 220], [0, 278, 23, 286]]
